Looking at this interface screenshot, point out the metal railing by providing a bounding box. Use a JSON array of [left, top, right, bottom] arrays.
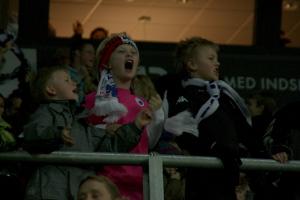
[[1, 151, 300, 200]]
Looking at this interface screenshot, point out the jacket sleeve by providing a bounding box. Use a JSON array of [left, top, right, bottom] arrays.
[[23, 109, 64, 154], [92, 123, 142, 152]]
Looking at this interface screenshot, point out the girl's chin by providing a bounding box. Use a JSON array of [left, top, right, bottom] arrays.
[[123, 72, 136, 78]]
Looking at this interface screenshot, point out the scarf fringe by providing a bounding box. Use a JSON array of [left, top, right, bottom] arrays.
[[92, 96, 128, 123]]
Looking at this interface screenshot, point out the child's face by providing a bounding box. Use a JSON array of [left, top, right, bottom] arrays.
[[246, 98, 264, 117], [78, 179, 113, 200], [189, 46, 220, 81], [80, 44, 95, 71], [109, 44, 139, 85], [46, 70, 78, 101]]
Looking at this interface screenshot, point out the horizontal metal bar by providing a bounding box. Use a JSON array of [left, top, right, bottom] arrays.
[[160, 155, 300, 172], [1, 151, 300, 172], [0, 151, 149, 166]]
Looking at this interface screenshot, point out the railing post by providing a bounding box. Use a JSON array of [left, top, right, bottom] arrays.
[[143, 169, 149, 200], [148, 154, 164, 200]]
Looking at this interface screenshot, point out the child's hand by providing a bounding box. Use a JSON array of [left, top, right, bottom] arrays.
[[135, 108, 153, 130], [149, 94, 162, 111], [272, 152, 288, 163], [165, 167, 181, 180], [106, 123, 122, 135], [62, 127, 75, 146]]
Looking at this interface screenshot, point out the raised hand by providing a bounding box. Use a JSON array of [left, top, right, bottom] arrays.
[[134, 108, 153, 130], [106, 123, 122, 135]]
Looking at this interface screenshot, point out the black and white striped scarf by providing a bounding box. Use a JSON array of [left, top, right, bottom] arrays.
[[182, 78, 252, 125], [164, 78, 252, 137]]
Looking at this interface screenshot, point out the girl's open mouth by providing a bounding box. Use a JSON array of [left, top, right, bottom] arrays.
[[125, 60, 133, 69]]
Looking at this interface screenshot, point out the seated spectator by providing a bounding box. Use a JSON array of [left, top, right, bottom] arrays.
[[23, 66, 152, 200]]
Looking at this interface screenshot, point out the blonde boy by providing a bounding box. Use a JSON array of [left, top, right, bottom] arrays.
[[23, 66, 151, 200]]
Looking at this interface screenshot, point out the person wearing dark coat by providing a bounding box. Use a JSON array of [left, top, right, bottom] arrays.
[[163, 37, 253, 200], [264, 101, 300, 200]]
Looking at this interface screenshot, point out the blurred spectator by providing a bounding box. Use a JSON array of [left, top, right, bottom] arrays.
[[48, 22, 57, 38], [69, 39, 97, 104], [132, 74, 185, 200], [235, 173, 252, 200], [245, 91, 277, 157], [90, 27, 108, 41], [0, 92, 24, 200], [279, 30, 291, 47], [0, 93, 15, 151], [244, 91, 278, 200], [73, 20, 108, 41], [157, 140, 186, 200], [263, 100, 300, 200], [0, 27, 34, 141], [78, 175, 128, 200], [131, 74, 158, 101]]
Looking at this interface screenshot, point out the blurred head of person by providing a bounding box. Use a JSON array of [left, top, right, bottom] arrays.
[[90, 27, 109, 41], [78, 175, 124, 200]]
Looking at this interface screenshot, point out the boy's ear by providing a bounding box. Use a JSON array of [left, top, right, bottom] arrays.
[[186, 59, 197, 72], [46, 85, 56, 96]]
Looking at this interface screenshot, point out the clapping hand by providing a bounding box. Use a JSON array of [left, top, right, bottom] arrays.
[[135, 108, 153, 130]]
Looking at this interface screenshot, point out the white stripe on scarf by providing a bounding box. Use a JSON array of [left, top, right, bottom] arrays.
[[164, 78, 251, 137], [182, 78, 252, 126]]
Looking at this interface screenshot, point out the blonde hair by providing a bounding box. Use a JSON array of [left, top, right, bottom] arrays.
[[131, 74, 158, 101], [30, 66, 68, 103], [78, 175, 122, 200], [175, 37, 219, 78]]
